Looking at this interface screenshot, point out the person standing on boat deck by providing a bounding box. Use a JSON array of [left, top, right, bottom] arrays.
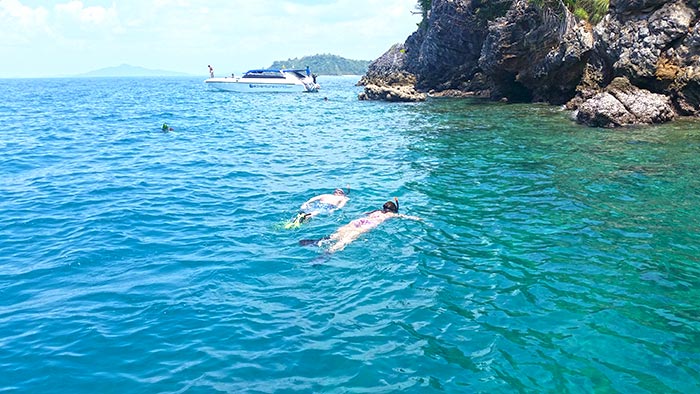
[[208, 65, 214, 78]]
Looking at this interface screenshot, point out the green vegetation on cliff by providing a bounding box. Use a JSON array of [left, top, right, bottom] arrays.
[[416, 0, 608, 25], [268, 54, 370, 75], [415, 0, 431, 28], [531, 0, 609, 23]]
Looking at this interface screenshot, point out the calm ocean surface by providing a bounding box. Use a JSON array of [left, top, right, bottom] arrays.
[[1, 76, 699, 393]]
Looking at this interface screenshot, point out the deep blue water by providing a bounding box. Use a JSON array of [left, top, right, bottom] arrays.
[[1, 76, 699, 393]]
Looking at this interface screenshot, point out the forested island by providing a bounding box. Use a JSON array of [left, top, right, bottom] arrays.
[[269, 54, 370, 75]]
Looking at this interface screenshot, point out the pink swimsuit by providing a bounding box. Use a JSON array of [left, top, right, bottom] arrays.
[[352, 212, 383, 228]]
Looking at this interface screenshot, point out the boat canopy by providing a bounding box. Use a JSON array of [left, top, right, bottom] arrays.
[[241, 69, 286, 79], [241, 68, 311, 79], [243, 69, 309, 74]]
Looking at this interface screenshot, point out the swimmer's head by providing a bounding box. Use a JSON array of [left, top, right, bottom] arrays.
[[382, 200, 398, 213], [333, 188, 346, 196]]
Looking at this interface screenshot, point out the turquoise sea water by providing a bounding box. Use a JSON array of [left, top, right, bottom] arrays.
[[1, 76, 699, 393]]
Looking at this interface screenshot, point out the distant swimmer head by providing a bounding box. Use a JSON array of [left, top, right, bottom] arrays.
[[333, 188, 346, 196], [382, 200, 398, 214]]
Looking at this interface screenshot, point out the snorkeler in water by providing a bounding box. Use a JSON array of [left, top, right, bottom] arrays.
[[301, 197, 421, 252], [284, 187, 350, 229]]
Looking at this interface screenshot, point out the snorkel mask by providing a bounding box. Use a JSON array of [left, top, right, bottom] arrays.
[[382, 198, 399, 213]]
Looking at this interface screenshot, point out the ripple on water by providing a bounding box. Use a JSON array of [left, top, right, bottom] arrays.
[[0, 78, 699, 392]]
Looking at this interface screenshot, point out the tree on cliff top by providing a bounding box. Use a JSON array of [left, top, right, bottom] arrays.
[[414, 0, 431, 28], [531, 0, 609, 23]]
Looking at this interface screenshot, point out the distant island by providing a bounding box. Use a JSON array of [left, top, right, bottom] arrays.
[[75, 64, 191, 78], [269, 54, 370, 76]]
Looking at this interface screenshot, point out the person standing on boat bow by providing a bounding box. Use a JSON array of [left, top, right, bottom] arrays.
[[208, 65, 214, 78]]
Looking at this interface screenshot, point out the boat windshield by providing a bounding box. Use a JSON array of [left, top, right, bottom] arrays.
[[241, 70, 285, 79], [285, 71, 307, 79]]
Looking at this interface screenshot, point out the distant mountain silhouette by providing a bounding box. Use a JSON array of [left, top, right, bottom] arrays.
[[75, 64, 191, 77]]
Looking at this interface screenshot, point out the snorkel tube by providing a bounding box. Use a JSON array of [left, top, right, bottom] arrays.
[[394, 197, 399, 213]]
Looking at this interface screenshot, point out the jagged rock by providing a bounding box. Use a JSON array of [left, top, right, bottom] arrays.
[[363, 0, 592, 104], [357, 43, 425, 102], [669, 19, 700, 115], [357, 43, 417, 87], [610, 0, 671, 14], [359, 0, 513, 101], [358, 0, 700, 126], [406, 0, 511, 91], [479, 0, 594, 104], [358, 84, 427, 102], [576, 77, 675, 126], [675, 69, 700, 115], [600, 1, 694, 82], [572, 0, 700, 116]]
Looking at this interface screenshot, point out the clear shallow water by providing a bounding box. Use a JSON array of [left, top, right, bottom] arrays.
[[1, 76, 699, 393]]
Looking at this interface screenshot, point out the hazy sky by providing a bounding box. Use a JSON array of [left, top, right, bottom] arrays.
[[0, 0, 421, 78]]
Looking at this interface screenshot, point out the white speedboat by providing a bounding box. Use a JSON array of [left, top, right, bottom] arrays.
[[205, 68, 320, 93]]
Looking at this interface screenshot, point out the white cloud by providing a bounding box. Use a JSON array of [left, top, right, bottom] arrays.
[[54, 1, 118, 26], [0, 0, 47, 24], [0, 0, 50, 43]]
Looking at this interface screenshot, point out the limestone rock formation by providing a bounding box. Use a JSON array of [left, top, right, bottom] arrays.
[[362, 0, 592, 104], [359, 0, 700, 127], [572, 0, 700, 121], [404, 0, 506, 92], [479, 0, 594, 104], [357, 43, 416, 87], [358, 84, 427, 102], [359, 0, 513, 98], [576, 77, 675, 127], [357, 43, 427, 102]]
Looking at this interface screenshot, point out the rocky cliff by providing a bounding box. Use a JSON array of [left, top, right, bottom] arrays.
[[359, 0, 700, 127]]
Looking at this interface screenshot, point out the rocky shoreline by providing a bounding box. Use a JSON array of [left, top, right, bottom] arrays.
[[358, 0, 699, 127]]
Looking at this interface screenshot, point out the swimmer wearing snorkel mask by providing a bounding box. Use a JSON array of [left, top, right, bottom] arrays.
[[285, 187, 349, 229], [301, 197, 421, 252]]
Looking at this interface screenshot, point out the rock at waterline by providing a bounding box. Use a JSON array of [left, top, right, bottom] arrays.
[[576, 77, 675, 127], [358, 84, 426, 102]]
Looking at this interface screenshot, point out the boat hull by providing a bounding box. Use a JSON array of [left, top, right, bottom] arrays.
[[205, 78, 307, 92]]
